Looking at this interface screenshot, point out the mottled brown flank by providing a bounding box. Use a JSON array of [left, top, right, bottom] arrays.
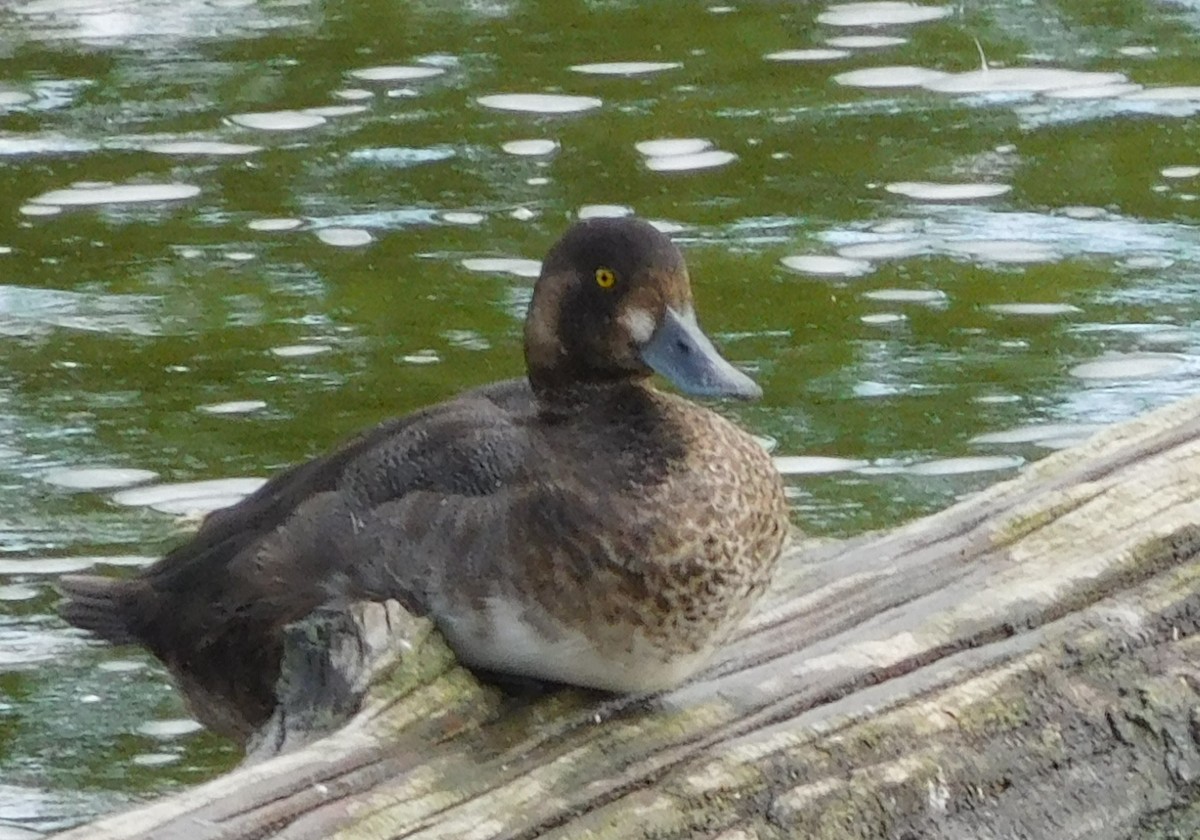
[[511, 387, 787, 661], [57, 217, 788, 742]]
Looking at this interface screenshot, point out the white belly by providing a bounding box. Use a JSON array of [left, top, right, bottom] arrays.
[[436, 596, 712, 693]]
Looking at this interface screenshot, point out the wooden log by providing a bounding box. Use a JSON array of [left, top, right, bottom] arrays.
[[54, 394, 1200, 840]]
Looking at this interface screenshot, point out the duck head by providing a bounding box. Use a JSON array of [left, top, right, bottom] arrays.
[[524, 218, 761, 401]]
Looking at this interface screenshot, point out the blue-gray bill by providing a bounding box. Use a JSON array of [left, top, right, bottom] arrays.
[[639, 307, 762, 401]]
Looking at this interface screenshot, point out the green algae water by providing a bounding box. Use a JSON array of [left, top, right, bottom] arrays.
[[3, 0, 1200, 831]]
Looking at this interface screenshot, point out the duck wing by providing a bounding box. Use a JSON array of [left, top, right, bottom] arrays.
[[59, 379, 537, 739]]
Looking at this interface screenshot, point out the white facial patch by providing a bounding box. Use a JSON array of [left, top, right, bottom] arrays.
[[620, 307, 656, 344]]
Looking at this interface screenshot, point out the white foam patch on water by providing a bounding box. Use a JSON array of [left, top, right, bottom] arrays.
[[198, 400, 266, 415], [781, 254, 874, 277], [906, 455, 1024, 475], [42, 467, 158, 490], [570, 61, 681, 75], [861, 312, 906, 324], [863, 288, 947, 303], [1069, 353, 1183, 380], [837, 239, 929, 259], [1042, 83, 1142, 100], [826, 35, 908, 48], [885, 181, 1011, 200], [349, 65, 444, 82], [131, 753, 182, 767], [644, 150, 736, 171], [818, 2, 952, 26], [648, 219, 687, 233], [271, 343, 332, 358], [301, 104, 369, 118], [943, 239, 1060, 263], [635, 138, 713, 157], [228, 110, 326, 131], [136, 719, 204, 739], [111, 478, 267, 513], [578, 204, 633, 220], [97, 659, 146, 672], [971, 422, 1107, 445], [461, 257, 542, 277], [987, 303, 1081, 316], [20, 204, 61, 216], [765, 49, 851, 61], [28, 182, 200, 206], [774, 455, 870, 474], [923, 68, 1128, 94], [477, 93, 602, 114], [145, 140, 263, 155], [510, 207, 537, 221], [315, 227, 373, 247], [1162, 165, 1200, 179], [834, 66, 948, 88], [441, 211, 486, 225], [248, 217, 303, 232], [502, 139, 559, 156], [334, 88, 374, 100]]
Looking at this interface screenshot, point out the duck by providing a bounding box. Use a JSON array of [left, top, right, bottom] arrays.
[[58, 217, 790, 744]]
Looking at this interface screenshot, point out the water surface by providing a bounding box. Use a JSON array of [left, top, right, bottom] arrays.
[[3, 0, 1200, 830]]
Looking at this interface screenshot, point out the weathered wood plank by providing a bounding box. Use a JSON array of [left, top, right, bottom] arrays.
[[54, 393, 1200, 839]]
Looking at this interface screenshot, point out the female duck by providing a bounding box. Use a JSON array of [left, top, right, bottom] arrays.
[[59, 217, 789, 742]]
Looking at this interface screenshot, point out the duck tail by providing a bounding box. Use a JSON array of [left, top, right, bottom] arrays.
[[57, 574, 139, 646]]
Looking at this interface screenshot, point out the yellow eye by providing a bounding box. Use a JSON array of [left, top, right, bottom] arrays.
[[595, 267, 617, 289]]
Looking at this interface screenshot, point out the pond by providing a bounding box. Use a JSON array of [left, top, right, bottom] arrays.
[[3, 0, 1200, 832]]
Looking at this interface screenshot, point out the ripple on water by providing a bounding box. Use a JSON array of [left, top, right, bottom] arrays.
[[1120, 86, 1200, 101], [28, 183, 201, 207], [349, 65, 444, 82], [818, 2, 952, 27], [922, 68, 1128, 95], [863, 288, 947, 303], [145, 141, 263, 156], [578, 204, 633, 220], [501, 139, 559, 156], [110, 478, 268, 515], [1042, 83, 1143, 100], [885, 181, 1011, 201], [440, 211, 486, 225], [477, 94, 602, 114], [131, 753, 182, 768], [943, 239, 1060, 264], [0, 584, 40, 602], [301, 104, 370, 118], [270, 344, 332, 358], [780, 254, 874, 277], [906, 455, 1024, 476], [315, 228, 373, 247], [42, 467, 158, 490], [569, 62, 681, 75], [644, 150, 736, 172], [248, 217, 304, 232], [971, 422, 1107, 445], [1069, 353, 1183, 380], [1162, 165, 1200, 179], [0, 90, 33, 107], [228, 111, 326, 131], [825, 35, 908, 48], [635, 138, 713, 157], [774, 455, 870, 474], [836, 239, 929, 260], [833, 66, 949, 88], [861, 312, 906, 325], [461, 257, 542, 278], [198, 400, 267, 415], [764, 49, 851, 62], [136, 719, 204, 739], [986, 303, 1081, 316]]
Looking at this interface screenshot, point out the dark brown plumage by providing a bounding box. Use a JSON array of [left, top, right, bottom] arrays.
[[58, 217, 789, 743]]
